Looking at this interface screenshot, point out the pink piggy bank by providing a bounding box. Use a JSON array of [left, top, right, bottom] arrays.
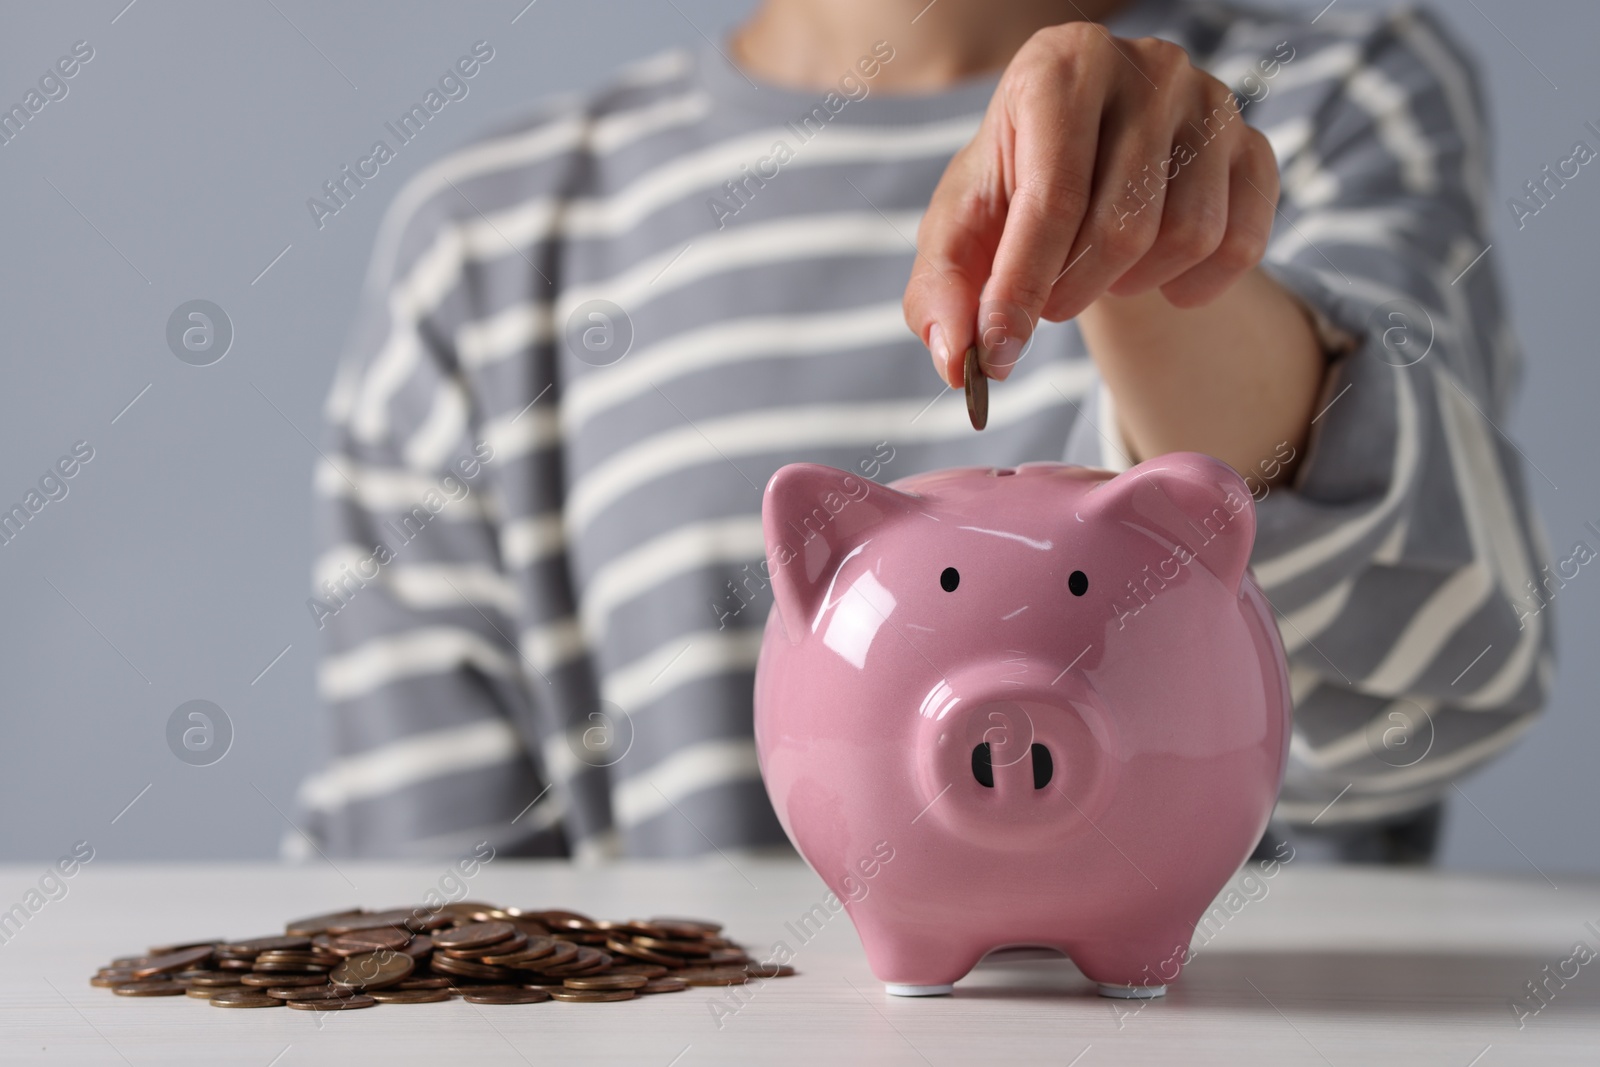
[[753, 454, 1291, 999]]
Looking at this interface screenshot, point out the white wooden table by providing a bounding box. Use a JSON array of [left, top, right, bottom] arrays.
[[1, 860, 1596, 1064]]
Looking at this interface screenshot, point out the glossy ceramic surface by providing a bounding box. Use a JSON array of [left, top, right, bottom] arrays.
[[753, 453, 1292, 995]]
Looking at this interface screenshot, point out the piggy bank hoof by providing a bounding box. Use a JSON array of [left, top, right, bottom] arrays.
[[1097, 982, 1166, 999], [884, 983, 955, 997]]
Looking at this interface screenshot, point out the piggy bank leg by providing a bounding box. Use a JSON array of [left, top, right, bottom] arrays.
[[854, 916, 980, 997], [1068, 932, 1190, 1000]]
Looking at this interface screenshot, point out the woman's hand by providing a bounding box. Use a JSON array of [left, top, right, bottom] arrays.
[[904, 22, 1281, 388]]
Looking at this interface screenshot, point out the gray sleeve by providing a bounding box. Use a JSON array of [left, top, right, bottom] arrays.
[[1237, 8, 1552, 824]]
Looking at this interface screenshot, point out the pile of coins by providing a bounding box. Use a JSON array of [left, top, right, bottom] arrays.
[[89, 902, 795, 1010]]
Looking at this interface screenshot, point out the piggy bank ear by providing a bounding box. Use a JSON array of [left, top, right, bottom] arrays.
[[762, 463, 919, 643], [1084, 451, 1257, 591]]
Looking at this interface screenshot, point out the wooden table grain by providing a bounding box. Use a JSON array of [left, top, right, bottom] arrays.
[[1, 859, 1596, 1065]]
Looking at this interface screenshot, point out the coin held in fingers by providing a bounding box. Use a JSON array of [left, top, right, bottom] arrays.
[[964, 346, 987, 431]]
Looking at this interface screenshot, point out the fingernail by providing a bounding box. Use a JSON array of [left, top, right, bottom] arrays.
[[927, 323, 950, 383], [977, 300, 1028, 381]]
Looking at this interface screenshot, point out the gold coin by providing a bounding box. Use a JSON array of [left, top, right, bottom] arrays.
[[681, 969, 750, 986], [549, 989, 636, 1003], [111, 981, 186, 997], [89, 972, 138, 988], [964, 345, 988, 431], [462, 989, 550, 1004], [639, 978, 688, 994], [285, 994, 377, 1011], [563, 974, 647, 991], [432, 921, 515, 951], [266, 986, 342, 1001], [369, 989, 454, 1003], [209, 991, 283, 1008], [329, 950, 414, 990], [183, 971, 248, 988], [241, 972, 327, 987]]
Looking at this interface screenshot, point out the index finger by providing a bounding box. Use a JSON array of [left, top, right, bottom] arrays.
[[978, 38, 1109, 377]]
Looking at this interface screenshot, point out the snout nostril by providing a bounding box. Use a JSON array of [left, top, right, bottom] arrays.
[[971, 743, 994, 788], [1031, 743, 1053, 789]]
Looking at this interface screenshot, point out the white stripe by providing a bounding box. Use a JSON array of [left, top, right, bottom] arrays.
[[363, 112, 961, 424], [1269, 40, 1363, 96], [297, 718, 525, 812], [403, 378, 469, 470], [1434, 371, 1543, 710], [520, 617, 587, 675], [568, 359, 1097, 532], [313, 544, 376, 591], [1262, 116, 1314, 176], [1396, 13, 1488, 216], [469, 116, 975, 258], [1283, 146, 1339, 208], [1302, 710, 1540, 803], [604, 628, 766, 713], [313, 550, 517, 616], [1276, 577, 1353, 656], [1288, 664, 1322, 707], [1361, 563, 1492, 695], [352, 228, 473, 444], [1267, 206, 1415, 260], [581, 516, 767, 640], [325, 352, 363, 423], [351, 82, 712, 439], [457, 211, 923, 368], [613, 738, 762, 827], [562, 302, 913, 437], [390, 565, 520, 616], [315, 456, 487, 518], [464, 115, 978, 255], [483, 406, 561, 466], [1345, 64, 1436, 195], [596, 90, 711, 152], [1292, 696, 1441, 770], [319, 626, 517, 702], [364, 75, 705, 296], [1253, 367, 1418, 589], [1372, 511, 1408, 565], [1439, 233, 1496, 409], [501, 513, 565, 569], [352, 327, 425, 444]]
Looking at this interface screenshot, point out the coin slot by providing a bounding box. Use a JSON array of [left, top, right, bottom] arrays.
[[1030, 743, 1053, 789], [971, 743, 994, 788]]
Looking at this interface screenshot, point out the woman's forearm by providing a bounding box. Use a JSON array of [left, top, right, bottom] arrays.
[[1075, 266, 1328, 486]]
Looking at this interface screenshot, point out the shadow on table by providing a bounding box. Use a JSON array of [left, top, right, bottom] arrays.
[[951, 947, 1599, 1021]]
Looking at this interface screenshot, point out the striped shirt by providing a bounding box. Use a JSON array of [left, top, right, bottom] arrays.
[[301, 0, 1554, 859]]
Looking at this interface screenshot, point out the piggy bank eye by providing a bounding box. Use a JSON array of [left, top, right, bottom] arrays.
[[1068, 570, 1088, 596], [940, 567, 960, 592]]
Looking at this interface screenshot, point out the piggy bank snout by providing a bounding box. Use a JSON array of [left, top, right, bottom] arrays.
[[915, 665, 1119, 848]]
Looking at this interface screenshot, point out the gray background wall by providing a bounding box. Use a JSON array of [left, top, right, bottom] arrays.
[[1, 0, 1594, 872]]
